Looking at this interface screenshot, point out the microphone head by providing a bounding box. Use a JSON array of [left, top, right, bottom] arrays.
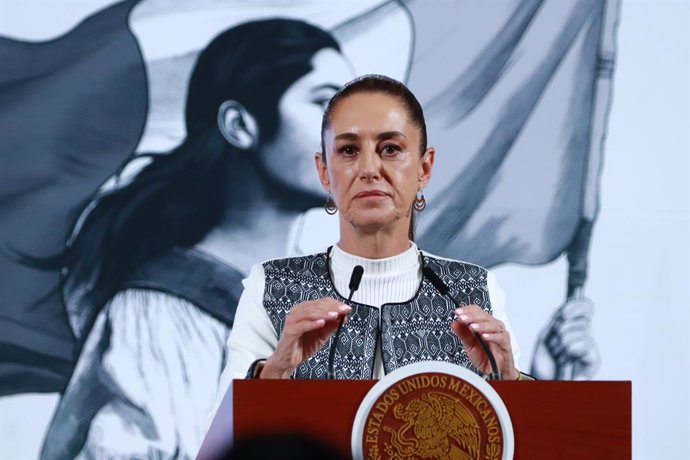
[[349, 265, 364, 292], [422, 266, 450, 295]]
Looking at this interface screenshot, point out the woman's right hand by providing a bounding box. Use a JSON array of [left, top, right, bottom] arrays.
[[260, 298, 351, 379]]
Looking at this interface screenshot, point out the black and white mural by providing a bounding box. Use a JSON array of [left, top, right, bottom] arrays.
[[1, 1, 688, 459]]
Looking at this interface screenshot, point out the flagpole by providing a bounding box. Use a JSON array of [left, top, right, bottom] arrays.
[[563, 0, 621, 380]]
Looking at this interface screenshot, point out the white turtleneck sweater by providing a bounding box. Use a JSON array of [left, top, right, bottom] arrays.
[[218, 242, 519, 390]]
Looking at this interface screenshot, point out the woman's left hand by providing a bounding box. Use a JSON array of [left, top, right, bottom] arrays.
[[450, 305, 518, 380]]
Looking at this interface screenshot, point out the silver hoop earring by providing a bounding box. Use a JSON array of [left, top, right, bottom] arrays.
[[324, 191, 338, 215], [413, 189, 427, 212]]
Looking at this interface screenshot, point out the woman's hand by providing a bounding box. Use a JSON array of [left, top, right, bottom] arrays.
[[450, 305, 518, 380], [530, 297, 600, 380], [260, 298, 352, 379]]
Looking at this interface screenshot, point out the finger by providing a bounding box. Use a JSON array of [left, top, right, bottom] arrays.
[[561, 336, 599, 361], [455, 309, 505, 334], [285, 310, 350, 338], [450, 319, 477, 347], [557, 320, 592, 340], [289, 302, 351, 322], [554, 313, 592, 330], [478, 329, 511, 344], [547, 299, 593, 330], [539, 313, 589, 348], [559, 338, 601, 379], [293, 298, 349, 316], [281, 317, 329, 339], [455, 304, 488, 317], [549, 334, 599, 368], [454, 306, 495, 327], [318, 297, 353, 310], [477, 335, 516, 377], [560, 297, 594, 319], [283, 302, 346, 328], [464, 319, 506, 335], [572, 359, 600, 380], [545, 328, 565, 356], [316, 318, 345, 342], [562, 339, 596, 360], [318, 301, 352, 318]]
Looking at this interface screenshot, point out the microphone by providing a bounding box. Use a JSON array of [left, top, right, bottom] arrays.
[[422, 266, 502, 380], [328, 265, 364, 380]]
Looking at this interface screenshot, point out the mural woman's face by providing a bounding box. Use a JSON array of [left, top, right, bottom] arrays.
[[259, 48, 354, 198]]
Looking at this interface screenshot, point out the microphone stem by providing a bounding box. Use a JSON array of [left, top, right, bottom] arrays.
[[327, 289, 355, 380], [475, 332, 501, 380], [451, 292, 502, 380], [422, 266, 502, 380]]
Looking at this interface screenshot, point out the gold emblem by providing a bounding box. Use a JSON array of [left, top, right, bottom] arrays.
[[385, 391, 480, 459], [362, 373, 503, 460]]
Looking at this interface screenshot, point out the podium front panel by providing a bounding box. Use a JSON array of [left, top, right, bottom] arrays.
[[230, 380, 630, 459]]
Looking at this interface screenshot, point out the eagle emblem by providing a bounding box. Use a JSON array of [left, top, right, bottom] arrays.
[[383, 391, 481, 459], [355, 366, 511, 460]]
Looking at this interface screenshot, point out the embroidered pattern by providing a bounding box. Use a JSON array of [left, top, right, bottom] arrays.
[[262, 253, 492, 379], [263, 254, 379, 379], [381, 256, 492, 375]]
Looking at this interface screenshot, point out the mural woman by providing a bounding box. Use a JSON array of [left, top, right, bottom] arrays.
[[39, 19, 354, 459]]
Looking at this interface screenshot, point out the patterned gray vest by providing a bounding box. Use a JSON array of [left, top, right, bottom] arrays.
[[262, 250, 493, 379]]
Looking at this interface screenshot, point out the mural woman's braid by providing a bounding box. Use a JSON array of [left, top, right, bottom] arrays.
[[46, 20, 342, 338]]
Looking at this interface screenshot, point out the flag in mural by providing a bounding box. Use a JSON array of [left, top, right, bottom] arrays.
[[0, 0, 619, 457], [0, 0, 147, 395]]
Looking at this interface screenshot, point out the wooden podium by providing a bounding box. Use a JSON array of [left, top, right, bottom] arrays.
[[199, 380, 631, 459]]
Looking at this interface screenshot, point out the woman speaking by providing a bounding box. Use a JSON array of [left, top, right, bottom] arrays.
[[223, 75, 528, 382]]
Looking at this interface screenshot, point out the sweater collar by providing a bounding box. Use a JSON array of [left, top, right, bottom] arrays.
[[330, 242, 420, 277]]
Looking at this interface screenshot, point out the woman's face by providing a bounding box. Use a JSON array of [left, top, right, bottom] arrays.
[[318, 92, 434, 234], [259, 48, 354, 199]]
